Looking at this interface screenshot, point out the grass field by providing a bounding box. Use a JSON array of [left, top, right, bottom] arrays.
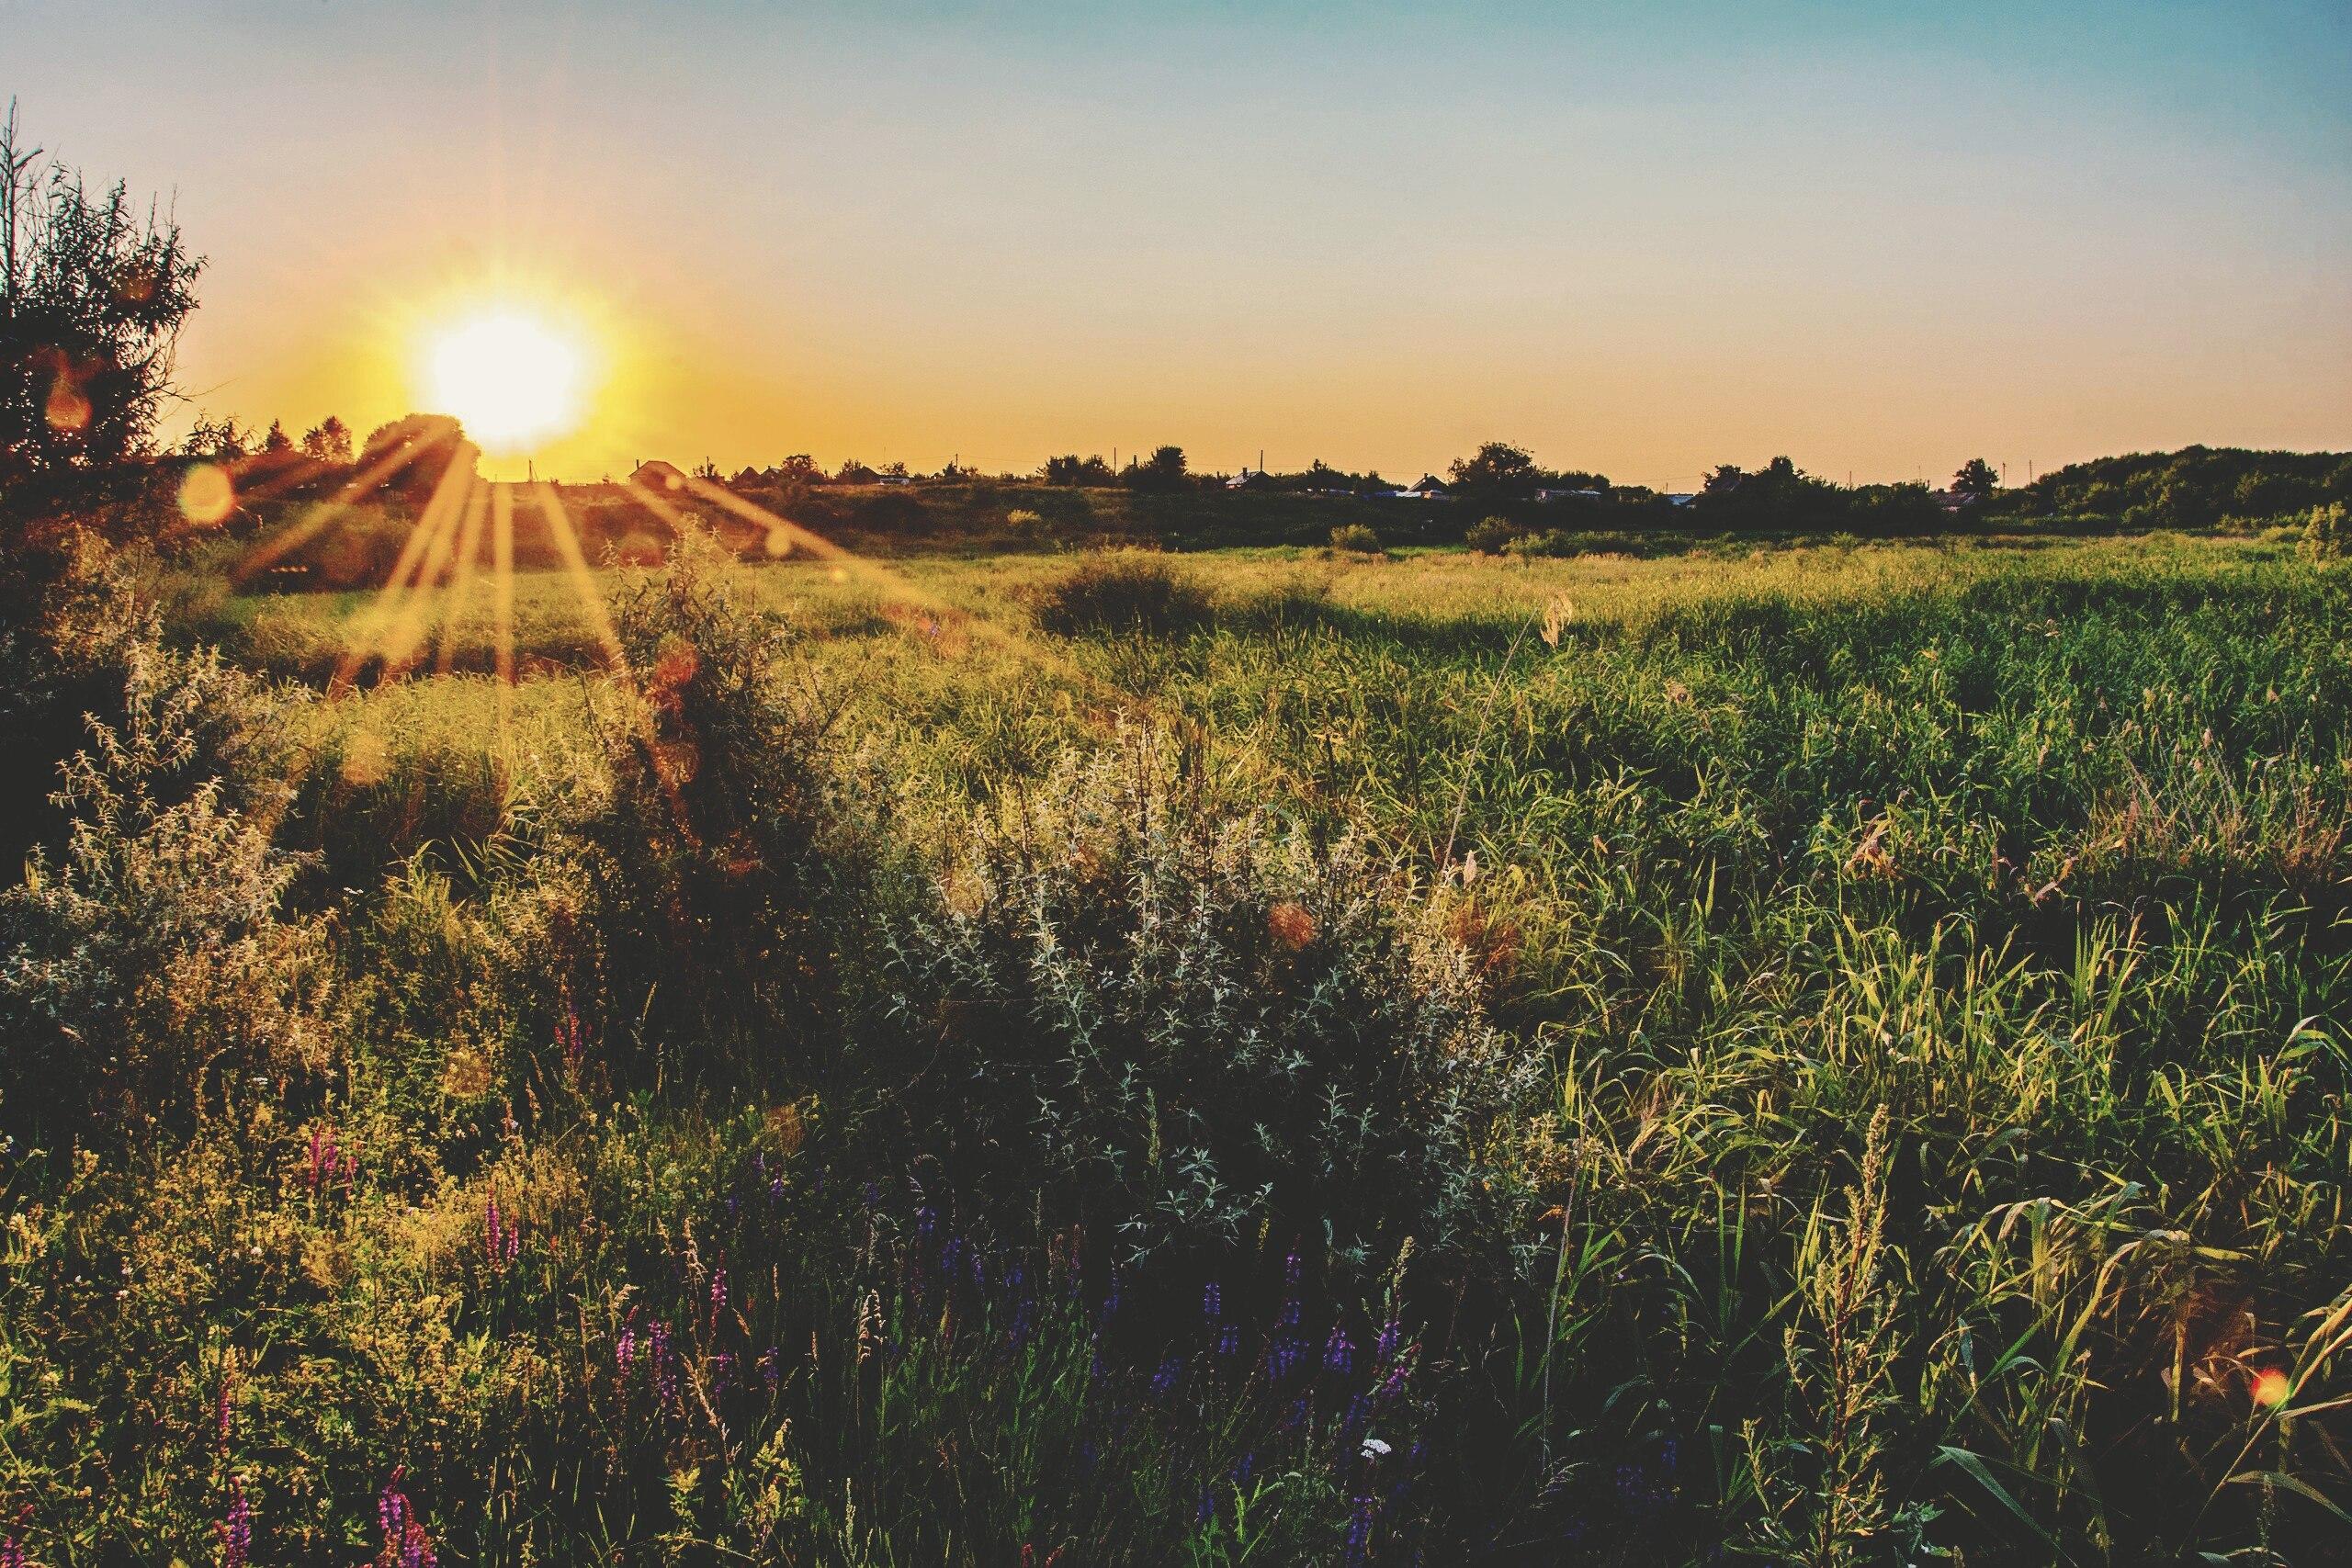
[[4, 527, 2346, 1563]]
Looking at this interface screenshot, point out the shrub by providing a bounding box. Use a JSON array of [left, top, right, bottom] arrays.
[[1329, 523, 1381, 554], [2301, 501, 2346, 561], [1026, 548, 1210, 636], [1463, 516, 1522, 555], [569, 530, 867, 1092], [1503, 527, 1577, 559], [0, 627, 327, 1141], [871, 737, 1539, 1276]]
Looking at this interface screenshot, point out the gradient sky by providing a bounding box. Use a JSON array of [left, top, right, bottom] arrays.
[[10, 0, 2350, 484]]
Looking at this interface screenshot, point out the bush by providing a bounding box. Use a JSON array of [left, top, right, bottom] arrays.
[[569, 530, 868, 1092], [1503, 527, 1578, 558], [1026, 549, 1210, 637], [2301, 501, 2346, 561], [0, 626, 327, 1142], [1329, 523, 1381, 554], [1463, 516, 1522, 555], [871, 738, 1539, 1276]]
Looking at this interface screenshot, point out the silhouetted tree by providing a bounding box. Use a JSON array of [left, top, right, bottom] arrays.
[[1043, 454, 1114, 486], [182, 413, 250, 463], [1448, 441, 1543, 505], [1, 102, 204, 526], [1127, 444, 1189, 492], [1951, 457, 1999, 500], [261, 418, 291, 455], [300, 415, 352, 464]]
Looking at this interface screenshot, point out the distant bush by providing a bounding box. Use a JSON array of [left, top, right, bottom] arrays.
[[1026, 549, 1210, 636], [1503, 527, 1578, 558], [1003, 507, 1046, 543], [1329, 523, 1382, 554], [1464, 516, 1522, 555], [872, 739, 1540, 1275], [2301, 501, 2347, 561]]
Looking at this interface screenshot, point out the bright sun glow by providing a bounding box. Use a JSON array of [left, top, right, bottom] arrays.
[[422, 302, 589, 456]]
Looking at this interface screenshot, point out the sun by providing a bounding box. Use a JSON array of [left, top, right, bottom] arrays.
[[421, 301, 591, 456]]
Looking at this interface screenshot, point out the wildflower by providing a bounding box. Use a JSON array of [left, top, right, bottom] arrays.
[[1203, 1280, 1221, 1325], [1341, 1495, 1377, 1566], [379, 1477, 435, 1568], [1216, 1324, 1240, 1359], [1150, 1354, 1184, 1401], [1323, 1325, 1355, 1376], [483, 1193, 521, 1272], [616, 1322, 638, 1376], [1100, 1264, 1123, 1324], [1361, 1436, 1392, 1461], [709, 1266, 729, 1332], [1374, 1317, 1401, 1364], [216, 1478, 252, 1568]]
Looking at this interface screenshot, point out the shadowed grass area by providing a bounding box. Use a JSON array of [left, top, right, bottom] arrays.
[[3, 530, 2342, 1563]]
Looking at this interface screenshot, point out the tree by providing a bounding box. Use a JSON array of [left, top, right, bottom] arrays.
[[1043, 454, 1114, 486], [836, 458, 877, 484], [775, 454, 823, 485], [1, 102, 205, 525], [300, 415, 352, 464], [1448, 441, 1542, 503], [182, 413, 250, 463], [1951, 457, 1999, 501], [1127, 445, 1189, 492], [261, 418, 291, 455]]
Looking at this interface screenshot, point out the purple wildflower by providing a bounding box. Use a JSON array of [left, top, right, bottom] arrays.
[[1323, 1325, 1355, 1376], [1216, 1323, 1240, 1359], [1375, 1317, 1401, 1363], [1150, 1354, 1184, 1401], [709, 1266, 729, 1333], [1341, 1495, 1377, 1566], [483, 1193, 521, 1272], [216, 1479, 252, 1568], [1203, 1281, 1221, 1324], [379, 1477, 435, 1568]]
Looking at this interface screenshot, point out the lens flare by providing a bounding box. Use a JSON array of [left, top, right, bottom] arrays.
[[178, 462, 235, 525]]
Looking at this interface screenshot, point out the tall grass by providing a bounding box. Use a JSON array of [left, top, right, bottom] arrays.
[[0, 533, 2342, 1562]]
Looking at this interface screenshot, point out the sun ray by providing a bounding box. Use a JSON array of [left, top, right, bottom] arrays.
[[652, 473, 1115, 703], [532, 479, 627, 673], [229, 438, 431, 589], [431, 478, 492, 679], [492, 481, 516, 728], [326, 443, 474, 694]]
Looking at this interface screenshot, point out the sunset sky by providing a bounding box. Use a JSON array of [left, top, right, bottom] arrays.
[[13, 0, 2350, 485]]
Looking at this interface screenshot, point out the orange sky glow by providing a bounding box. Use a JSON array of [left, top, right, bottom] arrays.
[[12, 1, 2349, 486]]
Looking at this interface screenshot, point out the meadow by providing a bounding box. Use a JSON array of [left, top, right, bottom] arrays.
[[3, 525, 2347, 1564]]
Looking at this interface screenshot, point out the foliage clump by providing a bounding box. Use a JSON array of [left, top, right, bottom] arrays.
[[567, 530, 867, 1091], [1026, 547, 1211, 636], [873, 738, 1540, 1274], [1464, 515, 1521, 554]]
